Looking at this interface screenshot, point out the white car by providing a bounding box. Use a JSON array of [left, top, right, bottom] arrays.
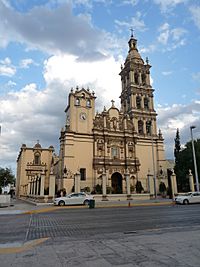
[[54, 192, 94, 206], [175, 192, 200, 205]]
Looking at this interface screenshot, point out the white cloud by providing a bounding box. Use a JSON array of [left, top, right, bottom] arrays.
[[157, 23, 187, 50], [157, 101, 200, 158], [19, 58, 36, 69], [154, 0, 188, 13], [0, 1, 109, 60], [115, 12, 147, 32], [7, 80, 17, 87], [190, 6, 200, 29], [120, 0, 139, 6], [192, 72, 200, 82], [0, 57, 16, 76], [43, 54, 121, 107], [162, 71, 172, 76], [140, 44, 156, 54]]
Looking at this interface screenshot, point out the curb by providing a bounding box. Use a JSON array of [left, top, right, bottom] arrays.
[[22, 201, 173, 215]]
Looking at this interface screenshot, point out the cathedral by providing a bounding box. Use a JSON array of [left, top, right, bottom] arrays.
[[57, 34, 168, 195]]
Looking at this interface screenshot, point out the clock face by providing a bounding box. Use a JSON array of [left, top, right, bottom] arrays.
[[79, 112, 87, 121]]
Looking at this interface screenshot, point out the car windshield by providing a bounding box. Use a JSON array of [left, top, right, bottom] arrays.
[[185, 193, 192, 196]]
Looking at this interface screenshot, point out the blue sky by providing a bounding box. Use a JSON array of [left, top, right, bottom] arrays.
[[0, 0, 200, 172]]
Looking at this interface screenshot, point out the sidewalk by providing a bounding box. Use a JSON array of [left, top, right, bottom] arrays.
[[0, 197, 173, 215]]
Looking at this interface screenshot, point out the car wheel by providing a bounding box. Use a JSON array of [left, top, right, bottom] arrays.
[[59, 200, 65, 206], [183, 199, 189, 205], [84, 200, 90, 206]]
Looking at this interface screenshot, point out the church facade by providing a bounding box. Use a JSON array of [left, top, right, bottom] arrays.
[[57, 35, 168, 195]]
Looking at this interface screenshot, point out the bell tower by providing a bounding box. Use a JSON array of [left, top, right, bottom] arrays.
[[119, 33, 157, 136], [65, 86, 96, 134]]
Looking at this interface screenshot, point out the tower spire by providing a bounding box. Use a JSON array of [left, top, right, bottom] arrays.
[[130, 27, 134, 38]]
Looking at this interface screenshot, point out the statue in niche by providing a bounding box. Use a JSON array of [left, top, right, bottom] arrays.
[[134, 72, 139, 84]]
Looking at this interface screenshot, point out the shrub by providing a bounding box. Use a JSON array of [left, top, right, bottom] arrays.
[[83, 186, 90, 192], [95, 184, 102, 194], [136, 181, 144, 193], [159, 182, 167, 194], [106, 186, 112, 194], [130, 185, 135, 193]]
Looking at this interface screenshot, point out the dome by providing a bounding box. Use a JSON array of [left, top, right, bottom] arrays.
[[34, 142, 42, 148]]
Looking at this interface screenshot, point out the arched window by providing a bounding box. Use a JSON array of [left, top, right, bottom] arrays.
[[86, 99, 91, 107], [75, 98, 80, 106], [142, 73, 146, 85], [136, 96, 141, 109], [144, 97, 149, 110], [146, 121, 152, 135], [111, 147, 118, 159], [138, 120, 144, 134], [34, 153, 41, 165], [134, 72, 139, 84]]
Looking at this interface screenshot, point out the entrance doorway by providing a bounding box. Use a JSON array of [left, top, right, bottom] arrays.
[[111, 172, 122, 194]]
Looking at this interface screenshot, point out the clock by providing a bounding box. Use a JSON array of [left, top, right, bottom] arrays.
[[79, 112, 87, 121]]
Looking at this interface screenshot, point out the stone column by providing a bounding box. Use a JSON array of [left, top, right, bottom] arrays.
[[40, 173, 45, 197], [189, 169, 195, 192], [94, 140, 97, 157], [35, 178, 38, 196], [27, 182, 31, 196], [148, 174, 154, 196], [131, 94, 136, 108], [102, 171, 108, 200], [130, 70, 133, 83], [138, 72, 142, 84], [104, 141, 107, 157], [49, 174, 56, 197], [170, 169, 177, 200], [146, 72, 150, 86], [74, 172, 81, 193], [141, 96, 144, 109], [125, 172, 131, 197]]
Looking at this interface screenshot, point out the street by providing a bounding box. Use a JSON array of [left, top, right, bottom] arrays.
[[0, 204, 200, 266]]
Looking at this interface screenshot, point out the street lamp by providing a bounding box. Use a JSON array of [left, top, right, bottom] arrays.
[[190, 126, 199, 192], [150, 125, 157, 198]]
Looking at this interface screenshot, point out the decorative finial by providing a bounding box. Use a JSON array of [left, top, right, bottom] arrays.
[[146, 57, 149, 64], [121, 64, 123, 70], [87, 86, 90, 92], [71, 87, 73, 93], [111, 100, 115, 107], [103, 106, 107, 112], [130, 27, 134, 38], [76, 85, 79, 91], [158, 129, 163, 139]]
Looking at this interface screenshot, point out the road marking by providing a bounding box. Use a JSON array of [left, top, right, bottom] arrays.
[[0, 238, 49, 254]]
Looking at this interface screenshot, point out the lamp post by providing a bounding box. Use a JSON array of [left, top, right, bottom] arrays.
[[190, 126, 199, 192], [151, 131, 157, 199]]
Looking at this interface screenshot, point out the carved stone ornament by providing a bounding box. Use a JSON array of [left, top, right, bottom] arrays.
[[63, 168, 74, 179]]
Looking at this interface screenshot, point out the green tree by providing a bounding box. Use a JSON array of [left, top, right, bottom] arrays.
[[174, 139, 200, 192], [0, 167, 15, 190], [174, 128, 181, 164]]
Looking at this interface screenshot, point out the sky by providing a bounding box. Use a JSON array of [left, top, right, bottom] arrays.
[[0, 0, 200, 173]]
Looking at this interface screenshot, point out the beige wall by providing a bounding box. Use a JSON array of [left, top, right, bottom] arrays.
[[16, 144, 54, 197]]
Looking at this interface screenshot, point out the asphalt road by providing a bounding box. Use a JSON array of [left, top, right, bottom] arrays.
[[1, 204, 200, 243], [1, 205, 200, 266]]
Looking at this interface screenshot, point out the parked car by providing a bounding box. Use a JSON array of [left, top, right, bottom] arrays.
[[54, 192, 94, 206], [175, 192, 200, 205]]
